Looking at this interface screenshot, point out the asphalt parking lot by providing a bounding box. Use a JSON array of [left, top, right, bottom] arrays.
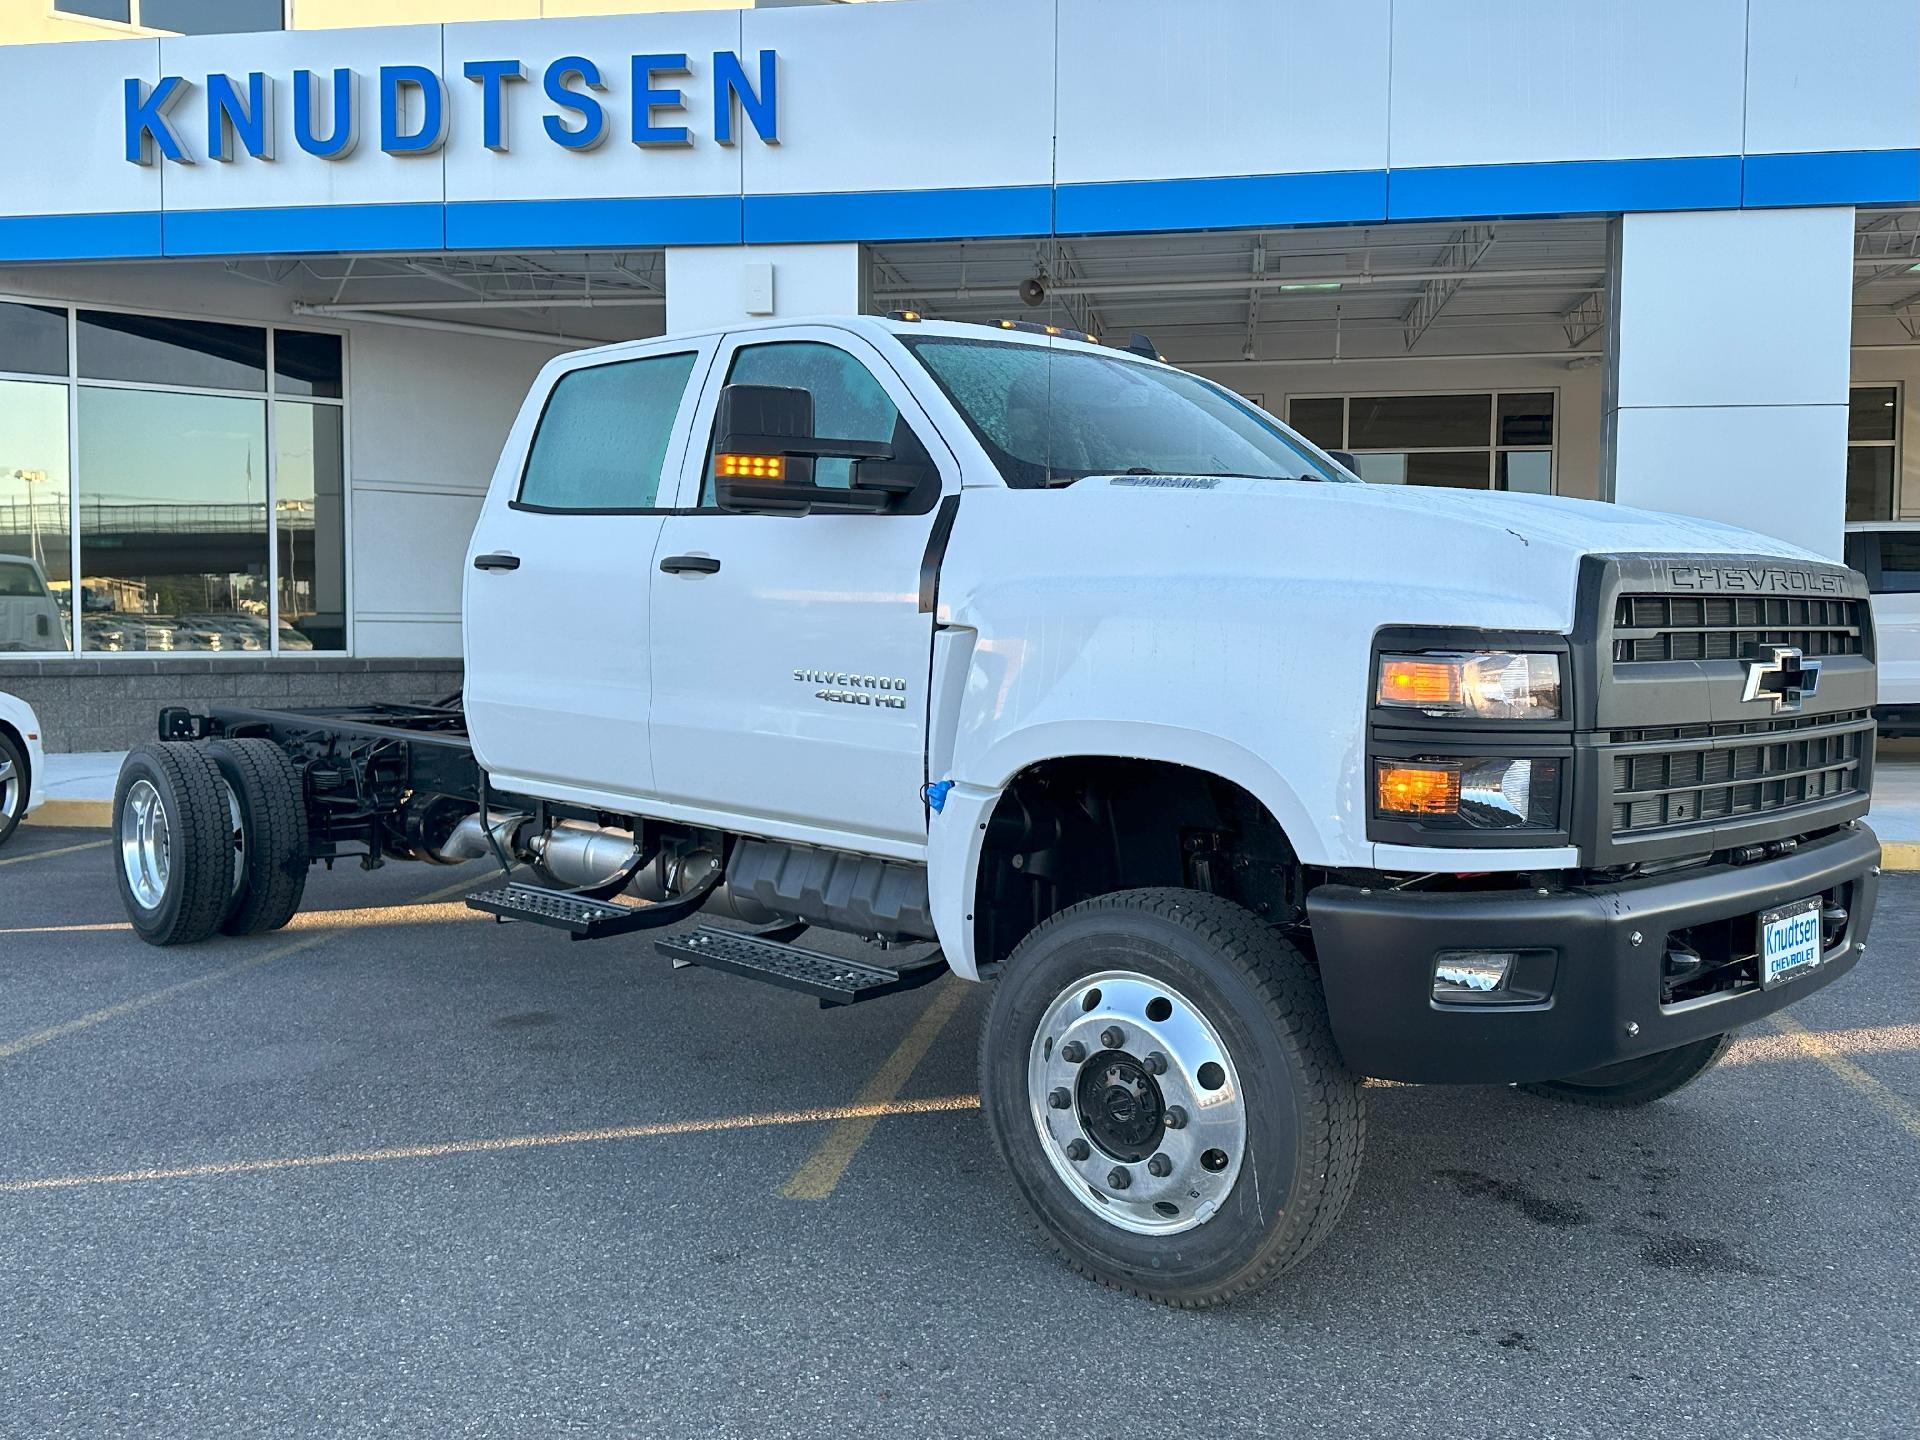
[[1, 829, 1916, 1438]]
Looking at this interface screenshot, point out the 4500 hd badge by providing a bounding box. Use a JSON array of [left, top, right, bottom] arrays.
[[794, 669, 909, 710]]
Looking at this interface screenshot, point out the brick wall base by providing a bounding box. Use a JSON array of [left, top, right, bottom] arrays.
[[0, 658, 465, 753]]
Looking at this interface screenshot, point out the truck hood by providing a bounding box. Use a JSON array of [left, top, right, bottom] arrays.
[[1078, 474, 1830, 565]]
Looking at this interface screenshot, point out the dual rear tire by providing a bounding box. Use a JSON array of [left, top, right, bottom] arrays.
[[113, 739, 308, 946]]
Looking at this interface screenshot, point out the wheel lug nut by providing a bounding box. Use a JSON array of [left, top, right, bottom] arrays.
[[1147, 1153, 1173, 1177], [1142, 1051, 1168, 1075], [1047, 1087, 1071, 1110], [1065, 1139, 1090, 1161], [1101, 1025, 1126, 1049], [1107, 1167, 1131, 1191], [1165, 1105, 1188, 1130], [1060, 1040, 1086, 1064]]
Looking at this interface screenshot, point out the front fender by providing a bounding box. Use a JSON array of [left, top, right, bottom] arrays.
[[926, 721, 1335, 982]]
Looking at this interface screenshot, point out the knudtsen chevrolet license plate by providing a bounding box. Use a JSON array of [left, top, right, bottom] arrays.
[[1759, 898, 1824, 988]]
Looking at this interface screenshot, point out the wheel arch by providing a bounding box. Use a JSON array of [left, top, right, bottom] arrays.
[[0, 715, 30, 816], [928, 732, 1314, 981]]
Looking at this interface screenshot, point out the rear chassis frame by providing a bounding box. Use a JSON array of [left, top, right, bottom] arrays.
[[160, 701, 509, 868]]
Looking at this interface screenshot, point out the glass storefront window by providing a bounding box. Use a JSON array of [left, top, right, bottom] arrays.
[[1349, 394, 1491, 450], [1846, 386, 1899, 521], [1287, 390, 1556, 493], [275, 330, 344, 400], [275, 402, 347, 652], [77, 388, 270, 654], [78, 312, 267, 393], [0, 303, 70, 379], [1, 306, 347, 657], [0, 380, 72, 653]]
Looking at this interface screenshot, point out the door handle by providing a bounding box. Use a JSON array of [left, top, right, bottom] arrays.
[[660, 554, 722, 576], [473, 552, 521, 572]]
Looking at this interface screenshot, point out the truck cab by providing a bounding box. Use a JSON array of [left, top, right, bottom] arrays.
[[117, 314, 1881, 1307]]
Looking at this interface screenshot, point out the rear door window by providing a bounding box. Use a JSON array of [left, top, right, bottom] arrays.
[[518, 350, 698, 512]]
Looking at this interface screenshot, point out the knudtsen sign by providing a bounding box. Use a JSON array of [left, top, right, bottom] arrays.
[[124, 50, 779, 165]]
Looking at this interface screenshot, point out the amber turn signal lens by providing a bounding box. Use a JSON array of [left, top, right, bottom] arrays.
[[1377, 658, 1461, 709], [1376, 763, 1461, 816], [716, 453, 785, 480]]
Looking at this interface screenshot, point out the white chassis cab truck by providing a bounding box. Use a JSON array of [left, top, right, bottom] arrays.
[[115, 315, 1882, 1306]]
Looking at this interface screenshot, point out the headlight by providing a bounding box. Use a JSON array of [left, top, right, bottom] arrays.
[[1374, 756, 1563, 830], [1376, 651, 1562, 721]]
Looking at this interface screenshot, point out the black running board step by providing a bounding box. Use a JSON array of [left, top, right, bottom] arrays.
[[467, 881, 685, 940], [656, 926, 948, 1006]]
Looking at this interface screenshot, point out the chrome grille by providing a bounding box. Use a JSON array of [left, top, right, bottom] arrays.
[[1611, 594, 1866, 664], [1607, 712, 1870, 837]]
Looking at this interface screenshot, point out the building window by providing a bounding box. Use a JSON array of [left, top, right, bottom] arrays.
[[1847, 385, 1900, 522], [0, 303, 346, 657], [54, 0, 285, 33], [52, 1, 132, 21], [1286, 390, 1556, 492]]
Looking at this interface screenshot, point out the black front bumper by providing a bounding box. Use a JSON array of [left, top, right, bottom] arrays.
[[1307, 824, 1880, 1084]]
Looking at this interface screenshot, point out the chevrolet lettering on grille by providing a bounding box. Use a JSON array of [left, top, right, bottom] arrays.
[[1741, 644, 1822, 714]]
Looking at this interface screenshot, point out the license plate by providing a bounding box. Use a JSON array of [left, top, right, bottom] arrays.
[[1759, 898, 1823, 988]]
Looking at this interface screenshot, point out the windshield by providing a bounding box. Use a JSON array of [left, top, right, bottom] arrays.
[[900, 335, 1347, 488], [0, 559, 50, 598]]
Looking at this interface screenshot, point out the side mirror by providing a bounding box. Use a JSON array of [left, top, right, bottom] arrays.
[[713, 383, 915, 516]]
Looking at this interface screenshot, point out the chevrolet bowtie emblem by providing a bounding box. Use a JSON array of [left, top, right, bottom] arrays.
[[1742, 645, 1822, 714]]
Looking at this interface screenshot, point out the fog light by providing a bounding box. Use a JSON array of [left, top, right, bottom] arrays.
[[1433, 950, 1514, 999]]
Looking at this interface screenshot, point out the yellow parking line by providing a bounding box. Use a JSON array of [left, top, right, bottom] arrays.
[[1726, 1022, 1920, 1067], [0, 932, 332, 1063], [0, 869, 487, 1064], [781, 978, 974, 1200], [1768, 1012, 1920, 1144], [0, 1094, 983, 1195], [0, 838, 108, 869]]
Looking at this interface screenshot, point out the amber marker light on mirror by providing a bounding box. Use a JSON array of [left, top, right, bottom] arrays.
[[716, 453, 786, 480], [1376, 762, 1461, 816]]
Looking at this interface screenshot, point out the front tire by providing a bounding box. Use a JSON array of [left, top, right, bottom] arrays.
[[113, 743, 234, 947], [1518, 1032, 1736, 1108], [0, 729, 25, 849], [980, 888, 1366, 1307]]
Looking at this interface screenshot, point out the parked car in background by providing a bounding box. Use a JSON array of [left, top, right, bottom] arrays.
[[1845, 521, 1920, 737], [0, 554, 67, 653], [0, 689, 45, 848]]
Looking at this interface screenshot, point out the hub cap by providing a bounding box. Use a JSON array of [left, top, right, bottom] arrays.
[[120, 779, 171, 910], [1027, 970, 1247, 1236]]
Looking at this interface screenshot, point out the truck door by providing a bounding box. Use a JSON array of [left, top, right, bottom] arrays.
[[464, 339, 714, 804], [648, 328, 957, 855]]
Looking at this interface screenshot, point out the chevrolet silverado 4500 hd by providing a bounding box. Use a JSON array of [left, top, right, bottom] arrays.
[[113, 315, 1881, 1306]]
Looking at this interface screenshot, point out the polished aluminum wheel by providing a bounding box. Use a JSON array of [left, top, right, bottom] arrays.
[[222, 781, 245, 901], [120, 778, 171, 910], [1027, 969, 1247, 1236], [0, 752, 19, 825]]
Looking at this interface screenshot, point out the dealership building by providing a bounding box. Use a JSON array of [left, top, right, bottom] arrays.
[[0, 0, 1917, 750]]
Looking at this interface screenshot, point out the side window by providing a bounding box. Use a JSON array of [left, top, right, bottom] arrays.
[[518, 351, 697, 511], [702, 341, 901, 505]]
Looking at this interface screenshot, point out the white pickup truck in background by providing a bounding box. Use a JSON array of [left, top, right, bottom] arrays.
[[111, 315, 1882, 1306], [1846, 520, 1920, 736]]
